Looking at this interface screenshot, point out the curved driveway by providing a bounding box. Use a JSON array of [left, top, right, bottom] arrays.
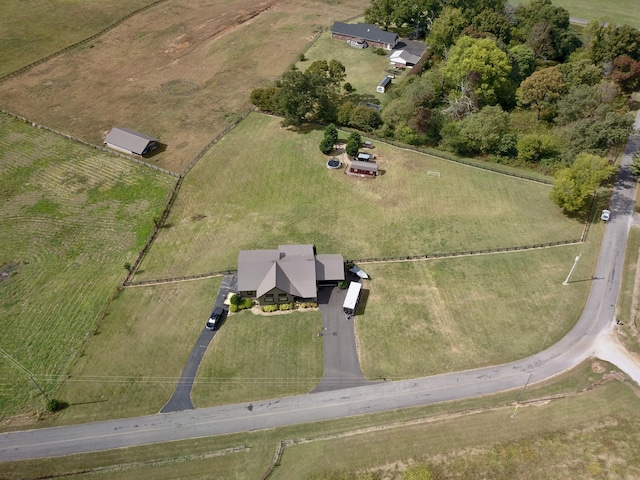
[[1, 116, 639, 462]]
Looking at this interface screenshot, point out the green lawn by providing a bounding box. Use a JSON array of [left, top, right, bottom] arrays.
[[299, 27, 399, 105], [191, 309, 323, 407], [0, 114, 175, 418], [0, 0, 158, 77], [357, 238, 600, 379], [136, 112, 583, 280]]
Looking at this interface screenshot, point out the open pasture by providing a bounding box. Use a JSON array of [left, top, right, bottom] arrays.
[[0, 115, 174, 417], [357, 237, 600, 379], [136, 112, 583, 280], [0, 0, 370, 174], [0, 0, 158, 78]]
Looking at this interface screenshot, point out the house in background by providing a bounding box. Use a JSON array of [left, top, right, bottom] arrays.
[[104, 127, 158, 156], [331, 22, 399, 50], [389, 50, 421, 69], [238, 245, 344, 306]]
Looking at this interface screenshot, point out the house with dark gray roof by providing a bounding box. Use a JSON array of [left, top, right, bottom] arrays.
[[104, 127, 158, 156], [331, 22, 399, 50], [238, 245, 344, 306]]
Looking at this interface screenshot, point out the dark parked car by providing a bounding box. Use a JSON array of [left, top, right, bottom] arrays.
[[206, 306, 225, 330]]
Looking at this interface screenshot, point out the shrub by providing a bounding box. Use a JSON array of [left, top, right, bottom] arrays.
[[229, 304, 239, 313], [124, 262, 132, 272], [338, 280, 349, 289], [262, 305, 278, 313], [373, 48, 387, 56], [230, 293, 241, 306], [241, 298, 253, 310], [279, 302, 294, 311], [298, 53, 306, 62], [46, 399, 67, 412], [343, 82, 353, 92]]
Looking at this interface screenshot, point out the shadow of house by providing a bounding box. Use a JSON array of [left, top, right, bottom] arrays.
[[238, 245, 344, 306]]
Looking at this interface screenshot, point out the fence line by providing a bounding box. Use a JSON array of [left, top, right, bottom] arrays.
[[337, 123, 554, 185], [125, 270, 236, 287], [0, 0, 173, 84], [0, 110, 180, 177], [345, 239, 582, 265], [123, 176, 184, 285], [124, 239, 582, 287], [181, 108, 253, 176]]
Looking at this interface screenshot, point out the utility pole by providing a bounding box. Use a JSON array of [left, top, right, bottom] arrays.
[[512, 373, 533, 417], [562, 253, 582, 285], [0, 348, 50, 402]]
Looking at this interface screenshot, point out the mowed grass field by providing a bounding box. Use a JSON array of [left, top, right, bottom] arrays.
[[357, 239, 600, 379], [137, 112, 583, 280], [0, 0, 158, 77], [49, 290, 323, 424], [0, 115, 175, 418], [50, 278, 221, 425], [191, 310, 323, 407], [4, 362, 639, 480], [0, 0, 371, 173]]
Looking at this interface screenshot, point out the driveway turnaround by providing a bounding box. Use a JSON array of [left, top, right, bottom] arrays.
[[1, 117, 639, 462], [312, 285, 371, 393], [160, 273, 237, 413]]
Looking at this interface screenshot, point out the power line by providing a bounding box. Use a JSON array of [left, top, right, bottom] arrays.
[[0, 348, 50, 402]]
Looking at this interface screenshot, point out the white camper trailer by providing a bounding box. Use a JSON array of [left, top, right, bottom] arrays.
[[343, 281, 362, 316]]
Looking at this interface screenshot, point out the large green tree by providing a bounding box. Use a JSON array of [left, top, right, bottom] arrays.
[[442, 36, 512, 106], [586, 22, 640, 63], [551, 153, 616, 213], [508, 44, 536, 84], [428, 6, 467, 56], [440, 105, 511, 155], [364, 0, 395, 30], [515, 0, 580, 61], [516, 66, 566, 121], [270, 59, 346, 127]]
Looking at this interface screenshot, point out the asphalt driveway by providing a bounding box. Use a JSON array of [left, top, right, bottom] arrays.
[[160, 273, 237, 412], [312, 281, 372, 393]]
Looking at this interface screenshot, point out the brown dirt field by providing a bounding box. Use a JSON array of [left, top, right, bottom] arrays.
[[0, 0, 368, 173]]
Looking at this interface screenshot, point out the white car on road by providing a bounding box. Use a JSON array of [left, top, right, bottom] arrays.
[[601, 209, 611, 221]]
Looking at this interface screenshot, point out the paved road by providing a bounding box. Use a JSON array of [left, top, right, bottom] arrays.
[[1, 117, 638, 462], [312, 283, 371, 393], [160, 274, 237, 413]]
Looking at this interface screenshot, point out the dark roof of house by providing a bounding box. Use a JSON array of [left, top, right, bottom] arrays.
[[105, 127, 158, 155], [315, 254, 345, 282], [350, 160, 378, 172], [238, 245, 344, 298], [331, 22, 399, 46]]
